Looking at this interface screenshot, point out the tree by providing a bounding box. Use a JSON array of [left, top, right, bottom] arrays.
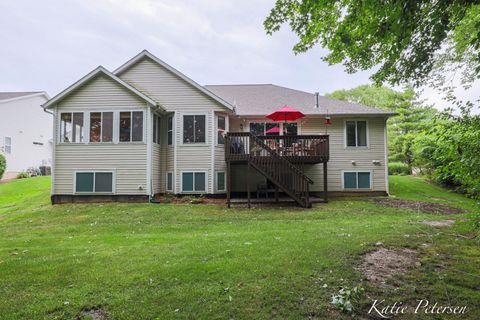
[[327, 85, 436, 166], [264, 1, 480, 88]]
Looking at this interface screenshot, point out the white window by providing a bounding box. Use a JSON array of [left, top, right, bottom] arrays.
[[153, 114, 161, 144], [181, 172, 206, 192], [89, 112, 113, 143], [216, 171, 225, 191], [217, 116, 225, 144], [167, 116, 173, 145], [166, 172, 173, 192], [4, 136, 11, 154], [119, 111, 143, 142], [346, 120, 368, 147], [343, 171, 371, 189], [75, 171, 114, 193], [60, 112, 84, 143], [183, 115, 206, 143]]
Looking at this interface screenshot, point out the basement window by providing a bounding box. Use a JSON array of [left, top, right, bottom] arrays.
[[75, 172, 114, 193], [182, 172, 206, 192], [166, 172, 173, 192], [216, 171, 225, 192], [343, 171, 371, 189]]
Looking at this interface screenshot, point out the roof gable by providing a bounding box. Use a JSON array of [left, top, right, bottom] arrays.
[[114, 50, 233, 111], [42, 66, 159, 109]]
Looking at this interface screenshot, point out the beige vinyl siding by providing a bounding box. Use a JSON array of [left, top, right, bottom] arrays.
[[301, 116, 387, 192], [57, 74, 146, 109], [54, 144, 147, 195], [53, 73, 149, 196], [118, 57, 227, 112], [152, 143, 161, 194]]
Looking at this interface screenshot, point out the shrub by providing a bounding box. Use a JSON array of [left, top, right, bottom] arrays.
[[331, 286, 364, 313], [17, 171, 30, 179], [0, 154, 5, 180], [388, 162, 411, 175]]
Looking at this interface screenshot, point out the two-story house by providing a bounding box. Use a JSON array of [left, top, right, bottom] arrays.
[[43, 50, 395, 207]]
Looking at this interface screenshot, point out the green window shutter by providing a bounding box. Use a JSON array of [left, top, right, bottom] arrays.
[[182, 173, 193, 191], [194, 172, 206, 191], [76, 173, 94, 192], [95, 172, 113, 192], [217, 172, 225, 191], [357, 172, 371, 189], [344, 172, 357, 189]]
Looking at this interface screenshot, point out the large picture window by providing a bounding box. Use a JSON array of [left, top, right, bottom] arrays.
[[120, 111, 143, 142], [182, 172, 206, 192], [183, 115, 206, 143], [90, 112, 113, 143], [217, 116, 225, 144], [75, 172, 113, 193], [60, 112, 84, 143], [249, 122, 282, 136], [167, 116, 173, 145], [346, 120, 367, 147], [343, 172, 371, 189]]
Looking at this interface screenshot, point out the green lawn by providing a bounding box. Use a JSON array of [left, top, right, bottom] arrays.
[[0, 176, 478, 319]]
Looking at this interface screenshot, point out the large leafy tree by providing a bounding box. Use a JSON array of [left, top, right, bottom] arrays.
[[264, 1, 480, 88], [327, 85, 436, 166]]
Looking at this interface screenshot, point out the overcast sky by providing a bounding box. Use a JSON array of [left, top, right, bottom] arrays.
[[1, 0, 478, 112]]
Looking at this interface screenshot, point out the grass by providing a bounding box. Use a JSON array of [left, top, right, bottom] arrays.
[[0, 176, 478, 319]]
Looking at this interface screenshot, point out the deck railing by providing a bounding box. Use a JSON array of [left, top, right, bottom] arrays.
[[225, 132, 329, 163]]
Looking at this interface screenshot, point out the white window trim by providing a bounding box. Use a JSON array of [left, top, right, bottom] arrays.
[[216, 171, 226, 192], [166, 171, 174, 192], [88, 111, 115, 144], [119, 110, 145, 144], [58, 112, 86, 144], [180, 170, 208, 193], [167, 115, 174, 146], [181, 112, 208, 145], [4, 136, 11, 154], [344, 119, 369, 149], [341, 170, 373, 190], [58, 109, 145, 145], [73, 170, 116, 194]]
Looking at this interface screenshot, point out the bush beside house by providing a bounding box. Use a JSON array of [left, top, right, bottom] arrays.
[[0, 154, 6, 180]]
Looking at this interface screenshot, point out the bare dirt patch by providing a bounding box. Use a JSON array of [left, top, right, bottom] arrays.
[[373, 198, 464, 215], [77, 306, 107, 320], [154, 196, 226, 205], [357, 248, 419, 287], [420, 220, 455, 227]]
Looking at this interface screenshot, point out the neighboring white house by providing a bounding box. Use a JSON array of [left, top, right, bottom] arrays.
[[0, 92, 52, 179], [43, 50, 396, 206]]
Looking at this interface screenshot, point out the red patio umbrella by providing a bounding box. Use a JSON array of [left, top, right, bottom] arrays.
[[266, 105, 305, 134], [265, 126, 281, 134]]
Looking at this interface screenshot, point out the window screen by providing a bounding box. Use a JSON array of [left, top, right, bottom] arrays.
[[76, 173, 94, 192], [217, 172, 225, 191], [182, 172, 194, 191], [194, 172, 206, 191], [217, 116, 225, 144], [167, 172, 173, 191], [95, 172, 113, 192]]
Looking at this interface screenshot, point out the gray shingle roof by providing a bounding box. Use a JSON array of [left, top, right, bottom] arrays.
[[0, 92, 42, 101], [205, 84, 396, 116]]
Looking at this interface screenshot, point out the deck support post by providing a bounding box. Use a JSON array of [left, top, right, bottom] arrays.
[[275, 186, 279, 202], [247, 160, 251, 208], [227, 161, 231, 208], [323, 162, 328, 203]]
